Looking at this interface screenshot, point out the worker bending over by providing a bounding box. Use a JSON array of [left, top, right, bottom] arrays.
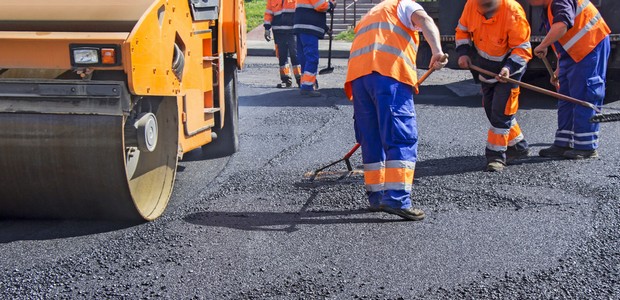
[[294, 0, 336, 97], [344, 0, 447, 221], [527, 0, 610, 159], [265, 0, 302, 88], [456, 0, 533, 172]]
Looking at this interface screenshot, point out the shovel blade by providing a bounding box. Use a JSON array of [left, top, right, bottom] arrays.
[[319, 67, 334, 75]]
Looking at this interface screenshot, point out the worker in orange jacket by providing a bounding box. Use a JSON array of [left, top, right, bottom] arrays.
[[345, 0, 447, 221], [265, 0, 302, 88], [527, 0, 610, 159], [456, 0, 533, 172]]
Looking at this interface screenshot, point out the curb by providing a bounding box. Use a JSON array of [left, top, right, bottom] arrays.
[[247, 47, 351, 59]]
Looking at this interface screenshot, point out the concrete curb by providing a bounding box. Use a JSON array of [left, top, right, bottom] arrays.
[[246, 40, 351, 59]]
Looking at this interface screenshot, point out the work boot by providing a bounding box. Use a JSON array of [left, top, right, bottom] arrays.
[[506, 147, 530, 164], [486, 160, 505, 172], [563, 149, 599, 160], [301, 89, 322, 97], [368, 204, 384, 212], [277, 78, 293, 89], [539, 145, 572, 158], [382, 206, 425, 221]]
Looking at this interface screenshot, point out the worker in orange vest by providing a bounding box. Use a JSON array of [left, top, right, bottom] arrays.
[[527, 0, 610, 159], [344, 0, 447, 221], [456, 0, 533, 172], [264, 0, 302, 88]]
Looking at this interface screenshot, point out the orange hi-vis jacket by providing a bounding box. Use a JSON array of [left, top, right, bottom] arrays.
[[547, 0, 610, 63], [344, 0, 420, 100], [264, 0, 297, 32], [456, 0, 532, 73]]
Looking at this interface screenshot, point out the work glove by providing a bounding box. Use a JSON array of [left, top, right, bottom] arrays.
[[264, 29, 272, 42]]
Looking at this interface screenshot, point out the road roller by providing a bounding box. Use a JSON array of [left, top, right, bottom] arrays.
[[0, 0, 247, 220]]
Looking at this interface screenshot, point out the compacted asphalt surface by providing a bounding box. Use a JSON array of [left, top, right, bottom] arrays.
[[0, 57, 619, 299]]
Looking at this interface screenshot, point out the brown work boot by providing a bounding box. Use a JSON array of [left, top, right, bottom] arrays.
[[486, 160, 505, 172], [539, 145, 572, 158], [506, 147, 530, 164], [382, 206, 425, 221], [563, 149, 599, 160]]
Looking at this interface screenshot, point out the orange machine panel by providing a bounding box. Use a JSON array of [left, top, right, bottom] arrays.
[[0, 32, 127, 70]]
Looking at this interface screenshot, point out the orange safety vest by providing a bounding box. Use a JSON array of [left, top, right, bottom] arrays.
[[344, 0, 419, 100], [455, 0, 532, 67], [547, 0, 610, 63]]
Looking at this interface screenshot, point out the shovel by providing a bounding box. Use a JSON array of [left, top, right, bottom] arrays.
[[319, 9, 335, 75], [469, 64, 620, 123]]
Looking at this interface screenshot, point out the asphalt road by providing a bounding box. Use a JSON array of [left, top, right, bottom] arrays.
[[0, 57, 619, 299]]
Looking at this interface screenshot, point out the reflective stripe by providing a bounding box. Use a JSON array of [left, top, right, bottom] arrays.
[[576, 0, 591, 16], [478, 75, 498, 84], [477, 49, 507, 62], [364, 162, 385, 171], [563, 13, 603, 52], [294, 24, 326, 34], [574, 131, 599, 137], [490, 126, 510, 135], [555, 137, 572, 143], [487, 143, 508, 152], [296, 4, 315, 9], [384, 182, 413, 192], [456, 39, 471, 47], [350, 43, 417, 71], [274, 9, 296, 16], [264, 21, 272, 25], [365, 184, 384, 192], [509, 54, 528, 66], [508, 133, 524, 146], [355, 22, 420, 53], [574, 139, 598, 145], [514, 41, 532, 50], [313, 0, 329, 9], [265, 9, 274, 14], [557, 130, 575, 135], [282, 9, 296, 13], [385, 160, 416, 170], [457, 22, 468, 32], [272, 25, 294, 30]]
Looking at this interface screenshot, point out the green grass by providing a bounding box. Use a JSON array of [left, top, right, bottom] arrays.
[[335, 28, 355, 42], [245, 0, 268, 32]]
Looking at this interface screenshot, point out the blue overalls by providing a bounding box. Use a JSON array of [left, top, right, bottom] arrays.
[[352, 73, 418, 209]]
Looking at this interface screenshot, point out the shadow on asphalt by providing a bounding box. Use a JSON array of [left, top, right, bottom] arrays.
[[0, 220, 137, 243], [239, 88, 351, 107], [416, 155, 559, 178], [184, 209, 400, 232]]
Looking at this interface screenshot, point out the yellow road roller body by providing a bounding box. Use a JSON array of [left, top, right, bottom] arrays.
[[0, 0, 247, 220]]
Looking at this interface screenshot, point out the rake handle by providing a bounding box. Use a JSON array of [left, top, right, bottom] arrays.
[[541, 56, 560, 89], [469, 65, 601, 113], [343, 143, 361, 159], [416, 54, 449, 88]]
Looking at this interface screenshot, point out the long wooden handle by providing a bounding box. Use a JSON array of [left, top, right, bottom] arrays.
[[416, 54, 449, 87], [469, 64, 601, 113]]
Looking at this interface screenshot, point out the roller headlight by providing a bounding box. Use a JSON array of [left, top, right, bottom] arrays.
[[72, 48, 99, 65]]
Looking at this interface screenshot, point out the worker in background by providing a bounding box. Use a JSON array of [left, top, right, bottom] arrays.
[[344, 0, 447, 221], [527, 0, 610, 159], [456, 0, 533, 172], [294, 0, 336, 97], [264, 0, 302, 88]]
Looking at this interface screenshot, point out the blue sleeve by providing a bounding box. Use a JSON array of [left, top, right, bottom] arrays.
[[551, 0, 577, 30]]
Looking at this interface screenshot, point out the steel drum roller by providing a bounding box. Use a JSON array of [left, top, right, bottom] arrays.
[[0, 80, 178, 220]]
